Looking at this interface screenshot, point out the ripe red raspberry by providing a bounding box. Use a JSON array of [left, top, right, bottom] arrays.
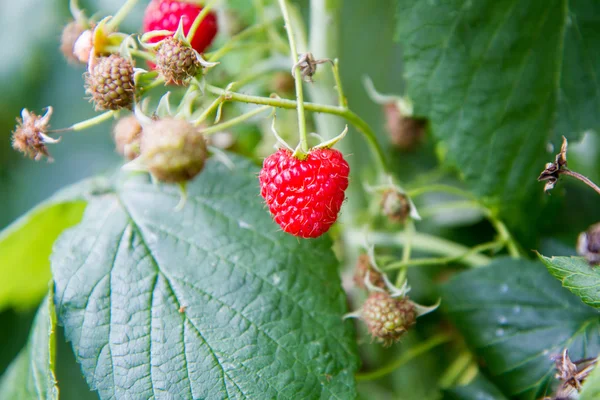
[[143, 0, 218, 54], [259, 148, 349, 238]]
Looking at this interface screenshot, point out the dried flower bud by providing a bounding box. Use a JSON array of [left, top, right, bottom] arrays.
[[381, 189, 412, 223], [353, 254, 386, 290], [113, 115, 142, 160], [545, 349, 597, 400], [384, 102, 426, 151], [361, 292, 416, 346], [577, 223, 600, 265], [73, 29, 94, 64], [11, 107, 59, 161], [292, 53, 332, 83], [61, 21, 86, 64], [141, 118, 207, 183]]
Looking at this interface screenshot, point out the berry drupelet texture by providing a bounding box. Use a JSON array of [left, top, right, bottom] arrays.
[[156, 38, 201, 85], [143, 0, 218, 54], [259, 148, 349, 239], [362, 292, 416, 346], [85, 55, 135, 111]]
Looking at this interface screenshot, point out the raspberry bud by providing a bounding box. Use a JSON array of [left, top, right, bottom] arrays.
[[73, 30, 94, 64], [85, 55, 135, 111], [61, 21, 86, 64], [362, 292, 416, 346], [155, 38, 201, 85], [11, 107, 59, 161], [113, 115, 142, 160], [140, 118, 207, 183], [577, 222, 600, 265], [353, 254, 386, 290], [381, 189, 412, 223], [384, 103, 426, 151]]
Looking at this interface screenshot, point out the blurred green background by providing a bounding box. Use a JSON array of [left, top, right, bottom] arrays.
[[2, 1, 599, 399]]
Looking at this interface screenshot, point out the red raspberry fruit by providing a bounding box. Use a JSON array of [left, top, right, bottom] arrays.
[[143, 0, 218, 53], [259, 148, 349, 238]]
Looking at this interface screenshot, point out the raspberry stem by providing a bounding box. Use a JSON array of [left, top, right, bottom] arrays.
[[277, 0, 309, 156], [71, 111, 117, 131], [205, 84, 389, 172], [187, 0, 220, 46], [200, 105, 272, 135], [105, 0, 140, 31], [355, 333, 452, 381], [207, 17, 285, 62]]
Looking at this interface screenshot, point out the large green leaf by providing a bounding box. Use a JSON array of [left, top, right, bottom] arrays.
[[395, 0, 600, 223], [442, 258, 600, 399], [0, 293, 58, 400], [0, 176, 110, 312], [52, 156, 358, 399], [539, 254, 600, 310], [556, 0, 600, 139]]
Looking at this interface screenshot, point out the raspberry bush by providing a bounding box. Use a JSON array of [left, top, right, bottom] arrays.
[[1, 1, 600, 399]]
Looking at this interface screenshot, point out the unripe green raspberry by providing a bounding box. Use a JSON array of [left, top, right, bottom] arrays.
[[141, 118, 207, 183], [381, 189, 411, 223], [85, 54, 135, 110], [362, 292, 416, 346], [156, 38, 201, 86], [113, 115, 142, 160]]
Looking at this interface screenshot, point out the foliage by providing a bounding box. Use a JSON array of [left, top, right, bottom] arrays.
[[1, 0, 600, 399]]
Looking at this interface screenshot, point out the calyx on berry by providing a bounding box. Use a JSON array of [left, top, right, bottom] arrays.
[[140, 19, 218, 85], [345, 242, 439, 346], [124, 92, 208, 184]]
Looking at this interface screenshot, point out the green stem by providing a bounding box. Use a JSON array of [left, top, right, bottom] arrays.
[[332, 59, 347, 108], [417, 200, 484, 219], [355, 334, 452, 381], [277, 0, 308, 154], [71, 111, 117, 131], [384, 241, 500, 271], [348, 229, 492, 267], [396, 220, 415, 286], [187, 0, 220, 44], [205, 84, 388, 173], [105, 46, 155, 61], [201, 105, 272, 135], [489, 217, 521, 258], [106, 0, 140, 31], [439, 352, 474, 388], [193, 96, 225, 126], [407, 184, 476, 200], [207, 18, 284, 62]]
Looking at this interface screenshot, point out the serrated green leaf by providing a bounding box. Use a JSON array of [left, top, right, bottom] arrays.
[[443, 373, 508, 400], [556, 0, 600, 140], [395, 0, 583, 222], [580, 353, 600, 400], [0, 176, 110, 312], [442, 258, 600, 399], [0, 292, 58, 400], [52, 156, 358, 400], [539, 254, 600, 310]]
